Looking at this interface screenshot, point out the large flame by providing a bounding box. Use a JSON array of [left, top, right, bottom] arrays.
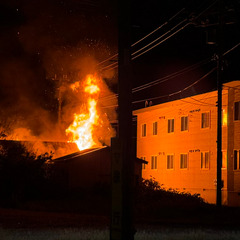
[[66, 74, 101, 151]]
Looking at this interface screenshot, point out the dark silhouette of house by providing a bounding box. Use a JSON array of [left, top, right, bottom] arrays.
[[53, 146, 145, 191]]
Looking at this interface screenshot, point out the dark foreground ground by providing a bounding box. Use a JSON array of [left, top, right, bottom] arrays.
[[0, 207, 109, 229], [1, 203, 240, 231], [1, 195, 240, 240], [1, 180, 240, 231]]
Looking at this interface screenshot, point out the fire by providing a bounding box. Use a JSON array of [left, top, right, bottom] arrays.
[[66, 74, 101, 151]]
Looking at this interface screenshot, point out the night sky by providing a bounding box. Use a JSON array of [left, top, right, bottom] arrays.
[[131, 0, 240, 108], [0, 0, 240, 133], [0, 0, 117, 136]]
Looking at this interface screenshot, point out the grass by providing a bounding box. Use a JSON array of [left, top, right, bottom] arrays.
[[0, 228, 107, 240], [1, 228, 240, 240]]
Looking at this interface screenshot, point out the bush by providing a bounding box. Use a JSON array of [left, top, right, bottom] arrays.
[[0, 141, 53, 207], [135, 178, 206, 218]]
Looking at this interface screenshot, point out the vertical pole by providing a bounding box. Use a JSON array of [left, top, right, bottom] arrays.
[[216, 57, 222, 207], [110, 0, 134, 239], [216, 0, 224, 207], [58, 75, 62, 125], [118, 0, 134, 237]]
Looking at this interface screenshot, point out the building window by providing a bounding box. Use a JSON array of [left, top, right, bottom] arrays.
[[201, 152, 210, 169], [201, 112, 210, 128], [222, 108, 228, 126], [222, 151, 227, 169], [141, 124, 146, 137], [153, 122, 158, 135], [233, 150, 240, 170], [180, 154, 188, 169], [168, 119, 174, 133], [181, 116, 188, 131], [234, 102, 240, 121], [151, 156, 157, 169], [141, 157, 146, 170], [167, 155, 174, 169]]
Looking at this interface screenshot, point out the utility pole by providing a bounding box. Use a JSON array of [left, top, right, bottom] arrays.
[[110, 0, 134, 239], [216, 0, 224, 207], [58, 75, 62, 125]]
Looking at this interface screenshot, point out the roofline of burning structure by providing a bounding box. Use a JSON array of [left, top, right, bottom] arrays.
[[53, 146, 108, 162], [53, 145, 148, 164]]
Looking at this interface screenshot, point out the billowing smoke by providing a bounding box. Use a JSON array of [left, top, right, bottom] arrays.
[[0, 0, 118, 157]]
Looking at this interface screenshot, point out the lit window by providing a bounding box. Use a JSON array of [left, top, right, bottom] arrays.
[[222, 108, 228, 126], [222, 151, 227, 169], [233, 150, 240, 170], [201, 152, 210, 169], [141, 157, 146, 170], [167, 155, 174, 169], [234, 102, 240, 121], [151, 156, 157, 169], [141, 124, 146, 137], [181, 116, 188, 131], [180, 154, 188, 169], [201, 112, 210, 128], [168, 119, 174, 133], [153, 122, 158, 135]]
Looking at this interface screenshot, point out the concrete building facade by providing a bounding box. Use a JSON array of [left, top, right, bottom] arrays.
[[134, 81, 240, 206]]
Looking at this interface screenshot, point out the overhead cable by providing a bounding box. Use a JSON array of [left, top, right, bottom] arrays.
[[131, 8, 185, 47], [132, 58, 211, 93], [223, 42, 240, 56], [132, 67, 217, 104], [99, 0, 220, 69], [131, 19, 188, 57], [98, 8, 186, 69], [132, 22, 192, 60]]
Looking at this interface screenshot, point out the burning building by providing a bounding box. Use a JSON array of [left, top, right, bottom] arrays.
[[52, 146, 145, 191], [0, 73, 131, 193], [0, 73, 117, 156], [134, 80, 240, 206]]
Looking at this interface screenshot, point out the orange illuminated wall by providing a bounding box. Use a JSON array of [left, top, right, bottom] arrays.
[[134, 81, 240, 206]]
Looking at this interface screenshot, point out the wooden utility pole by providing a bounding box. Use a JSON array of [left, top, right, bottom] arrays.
[[58, 75, 62, 125], [110, 0, 134, 239], [216, 0, 224, 207]]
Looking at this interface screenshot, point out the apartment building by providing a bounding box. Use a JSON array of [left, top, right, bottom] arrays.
[[133, 81, 240, 206]]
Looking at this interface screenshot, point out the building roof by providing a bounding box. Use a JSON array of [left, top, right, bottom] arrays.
[[53, 146, 108, 162], [133, 80, 240, 115], [53, 145, 147, 164]]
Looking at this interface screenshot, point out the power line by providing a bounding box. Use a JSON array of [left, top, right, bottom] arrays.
[[131, 18, 188, 57], [98, 37, 240, 108], [98, 20, 192, 70], [132, 58, 211, 93], [98, 57, 211, 103], [97, 8, 186, 67], [101, 1, 218, 68], [99, 39, 240, 104], [131, 8, 186, 47], [99, 57, 213, 104], [99, 61, 118, 71], [100, 67, 217, 108], [98, 0, 224, 70], [132, 67, 216, 104], [132, 22, 192, 60], [223, 42, 240, 56], [194, 0, 218, 19], [97, 53, 118, 66]]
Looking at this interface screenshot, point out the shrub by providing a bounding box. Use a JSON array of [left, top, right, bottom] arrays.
[[135, 178, 206, 218], [0, 141, 53, 207]]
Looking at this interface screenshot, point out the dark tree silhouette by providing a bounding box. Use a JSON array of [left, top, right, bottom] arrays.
[[0, 141, 53, 207]]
